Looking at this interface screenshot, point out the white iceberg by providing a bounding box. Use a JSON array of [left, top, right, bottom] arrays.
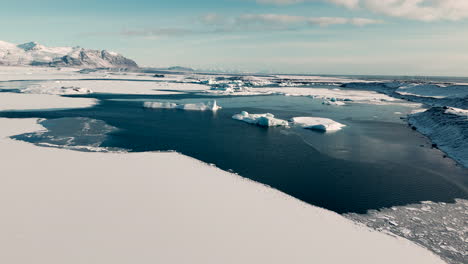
[[322, 97, 346, 106], [232, 111, 288, 127], [445, 107, 468, 118], [144, 100, 221, 111], [290, 117, 346, 132]]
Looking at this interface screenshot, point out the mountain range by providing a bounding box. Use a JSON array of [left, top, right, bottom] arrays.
[[0, 40, 138, 68]]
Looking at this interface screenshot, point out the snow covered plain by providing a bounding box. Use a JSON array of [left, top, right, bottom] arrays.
[[0, 67, 450, 264], [0, 92, 96, 111]]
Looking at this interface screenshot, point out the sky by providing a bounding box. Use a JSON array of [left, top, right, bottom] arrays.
[[1, 0, 468, 76]]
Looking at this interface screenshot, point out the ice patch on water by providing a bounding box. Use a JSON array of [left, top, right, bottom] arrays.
[[232, 112, 346, 131], [143, 100, 221, 111], [345, 199, 468, 264], [232, 111, 289, 127], [12, 117, 122, 152], [23, 84, 93, 95], [290, 117, 346, 132], [322, 98, 346, 106]]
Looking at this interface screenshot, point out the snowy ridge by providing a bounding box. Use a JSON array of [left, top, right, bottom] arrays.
[[409, 107, 468, 168], [0, 40, 138, 68]]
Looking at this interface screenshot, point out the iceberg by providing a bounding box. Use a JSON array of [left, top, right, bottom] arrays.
[[232, 111, 288, 127], [290, 117, 346, 132], [445, 107, 468, 117], [323, 97, 346, 106], [144, 100, 221, 111]]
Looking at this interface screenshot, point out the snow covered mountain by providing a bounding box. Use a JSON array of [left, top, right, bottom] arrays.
[[0, 40, 138, 68]]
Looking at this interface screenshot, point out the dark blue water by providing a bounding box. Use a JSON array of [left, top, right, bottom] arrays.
[[1, 93, 467, 214]]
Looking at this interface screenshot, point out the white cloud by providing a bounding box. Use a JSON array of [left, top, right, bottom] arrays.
[[256, 0, 359, 9], [207, 14, 382, 28], [237, 14, 306, 25], [307, 17, 348, 26], [256, 0, 468, 21], [115, 13, 381, 39], [362, 0, 468, 21]]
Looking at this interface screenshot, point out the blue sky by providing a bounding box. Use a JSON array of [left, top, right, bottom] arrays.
[[2, 0, 468, 76]]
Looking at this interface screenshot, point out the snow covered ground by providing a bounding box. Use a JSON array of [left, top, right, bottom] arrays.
[[0, 92, 96, 111], [22, 80, 210, 95], [0, 89, 447, 263]]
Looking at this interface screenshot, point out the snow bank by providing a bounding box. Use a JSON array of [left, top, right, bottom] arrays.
[[396, 84, 468, 99], [445, 107, 468, 117], [232, 111, 288, 127], [291, 117, 346, 132], [19, 80, 210, 95], [261, 87, 400, 105], [0, 92, 96, 111], [144, 100, 221, 111], [23, 85, 93, 95], [409, 107, 468, 168]]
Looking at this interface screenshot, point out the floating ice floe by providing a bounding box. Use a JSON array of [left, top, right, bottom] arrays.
[[232, 111, 289, 127], [23, 85, 93, 95], [322, 98, 346, 106], [290, 117, 346, 132], [144, 100, 221, 111]]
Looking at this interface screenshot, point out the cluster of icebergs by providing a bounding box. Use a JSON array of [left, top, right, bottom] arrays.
[[143, 100, 221, 111], [232, 111, 346, 132], [143, 101, 346, 132]]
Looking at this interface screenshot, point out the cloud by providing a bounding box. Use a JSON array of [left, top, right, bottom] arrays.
[[202, 13, 382, 28], [255, 0, 468, 21], [103, 14, 381, 39], [362, 0, 468, 21], [121, 28, 196, 37], [256, 0, 359, 9]]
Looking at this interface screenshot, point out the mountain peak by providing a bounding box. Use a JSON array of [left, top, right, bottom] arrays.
[[17, 41, 44, 51], [0, 40, 138, 68]]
